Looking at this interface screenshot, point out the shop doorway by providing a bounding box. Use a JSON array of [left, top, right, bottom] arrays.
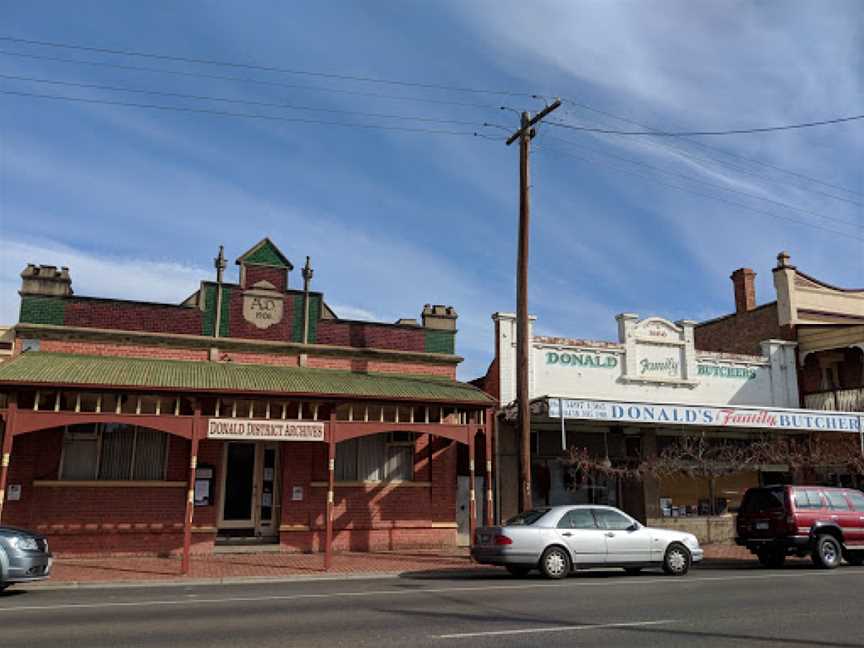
[[218, 442, 280, 540]]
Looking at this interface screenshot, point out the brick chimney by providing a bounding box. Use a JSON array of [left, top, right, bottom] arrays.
[[730, 268, 756, 314], [20, 264, 73, 297]]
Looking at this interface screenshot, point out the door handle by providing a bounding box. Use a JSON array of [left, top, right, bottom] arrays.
[[605, 532, 615, 538], [561, 532, 573, 537]]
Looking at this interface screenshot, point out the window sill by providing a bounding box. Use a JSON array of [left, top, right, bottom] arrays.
[[309, 480, 431, 488], [33, 480, 187, 488]]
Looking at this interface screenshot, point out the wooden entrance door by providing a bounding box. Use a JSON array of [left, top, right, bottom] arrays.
[[219, 442, 280, 537]]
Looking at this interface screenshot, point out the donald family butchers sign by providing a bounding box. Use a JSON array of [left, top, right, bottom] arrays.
[[548, 399, 862, 433]]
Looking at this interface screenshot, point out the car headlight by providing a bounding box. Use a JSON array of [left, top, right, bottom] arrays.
[[683, 534, 700, 549], [10, 536, 40, 552]]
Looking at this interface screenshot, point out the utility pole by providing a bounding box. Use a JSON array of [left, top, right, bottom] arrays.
[[506, 98, 561, 512]]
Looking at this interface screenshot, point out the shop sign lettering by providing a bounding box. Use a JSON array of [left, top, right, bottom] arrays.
[[548, 398, 862, 433], [207, 418, 324, 441], [640, 357, 678, 375], [698, 364, 758, 380], [545, 351, 617, 369]]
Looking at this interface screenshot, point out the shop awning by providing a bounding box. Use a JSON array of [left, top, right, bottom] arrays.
[[0, 352, 495, 405]]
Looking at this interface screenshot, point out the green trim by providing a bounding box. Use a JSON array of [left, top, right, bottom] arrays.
[[202, 285, 232, 337], [424, 329, 455, 355], [237, 238, 292, 268], [291, 293, 320, 342], [218, 286, 232, 337], [308, 294, 320, 343], [0, 352, 495, 403], [201, 285, 217, 336], [19, 296, 66, 326]]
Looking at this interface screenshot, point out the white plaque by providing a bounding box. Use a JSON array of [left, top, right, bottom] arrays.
[[207, 418, 325, 441], [7, 484, 21, 501]]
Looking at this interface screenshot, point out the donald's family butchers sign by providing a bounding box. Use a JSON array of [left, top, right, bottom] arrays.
[[208, 419, 325, 441], [547, 399, 862, 433]]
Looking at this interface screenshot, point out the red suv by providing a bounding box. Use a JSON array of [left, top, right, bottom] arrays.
[[736, 485, 864, 569]]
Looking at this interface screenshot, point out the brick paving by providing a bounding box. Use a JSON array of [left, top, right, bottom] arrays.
[[42, 544, 763, 585]]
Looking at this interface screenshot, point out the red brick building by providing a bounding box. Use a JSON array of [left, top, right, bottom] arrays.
[[696, 251, 864, 413], [0, 239, 494, 570]]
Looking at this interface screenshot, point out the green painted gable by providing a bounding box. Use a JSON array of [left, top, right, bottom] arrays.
[[236, 238, 293, 269]]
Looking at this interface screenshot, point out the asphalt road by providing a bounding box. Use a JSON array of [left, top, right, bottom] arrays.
[[2, 563, 863, 647]]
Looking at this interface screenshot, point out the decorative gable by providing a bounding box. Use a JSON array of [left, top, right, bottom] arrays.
[[237, 238, 293, 269], [236, 238, 292, 290], [617, 313, 699, 386]]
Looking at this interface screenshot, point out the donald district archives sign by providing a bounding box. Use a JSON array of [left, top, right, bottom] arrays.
[[207, 418, 326, 441]]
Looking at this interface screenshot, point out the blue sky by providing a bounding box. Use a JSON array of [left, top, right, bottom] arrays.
[[0, 1, 862, 379]]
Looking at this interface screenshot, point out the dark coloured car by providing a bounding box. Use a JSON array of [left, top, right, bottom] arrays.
[[736, 485, 864, 569], [0, 526, 53, 590]]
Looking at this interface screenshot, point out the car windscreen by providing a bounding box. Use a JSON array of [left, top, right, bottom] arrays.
[[505, 509, 550, 526], [739, 488, 785, 513]]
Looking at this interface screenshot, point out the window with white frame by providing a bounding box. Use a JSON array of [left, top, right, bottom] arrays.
[[59, 424, 169, 481], [335, 433, 415, 481]]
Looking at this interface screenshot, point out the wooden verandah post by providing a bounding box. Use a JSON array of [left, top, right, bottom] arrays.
[[484, 407, 494, 526], [0, 397, 17, 526], [181, 405, 202, 575], [325, 410, 336, 571]]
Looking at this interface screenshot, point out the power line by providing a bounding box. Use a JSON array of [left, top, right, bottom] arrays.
[[0, 50, 505, 112], [555, 103, 864, 210], [545, 134, 861, 230], [539, 144, 864, 243], [547, 114, 864, 137], [560, 98, 864, 198], [0, 89, 487, 137], [0, 73, 497, 128], [0, 35, 533, 97]]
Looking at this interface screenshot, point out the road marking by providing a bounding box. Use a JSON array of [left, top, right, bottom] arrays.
[[0, 569, 857, 614], [437, 619, 675, 639]]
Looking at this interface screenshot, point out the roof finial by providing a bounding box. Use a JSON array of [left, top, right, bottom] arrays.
[[214, 245, 227, 284], [302, 256, 314, 284], [776, 250, 791, 269]]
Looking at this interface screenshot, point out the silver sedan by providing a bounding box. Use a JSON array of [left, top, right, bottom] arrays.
[[471, 505, 703, 579]]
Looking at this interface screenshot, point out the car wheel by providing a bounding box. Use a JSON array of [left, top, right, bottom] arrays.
[[662, 543, 691, 576], [812, 535, 842, 569], [845, 551, 864, 566], [624, 567, 643, 576], [539, 546, 570, 580], [756, 547, 786, 568], [505, 565, 532, 577]]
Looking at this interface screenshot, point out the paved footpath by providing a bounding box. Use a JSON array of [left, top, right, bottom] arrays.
[[2, 562, 862, 647], [41, 544, 757, 588]]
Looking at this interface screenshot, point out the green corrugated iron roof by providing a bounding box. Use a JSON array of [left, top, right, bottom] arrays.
[[0, 352, 494, 404]]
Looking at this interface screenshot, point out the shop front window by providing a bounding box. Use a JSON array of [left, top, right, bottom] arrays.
[[59, 424, 169, 481], [334, 433, 415, 482]]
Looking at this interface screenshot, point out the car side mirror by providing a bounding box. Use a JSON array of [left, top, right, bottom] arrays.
[[627, 522, 640, 532]]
